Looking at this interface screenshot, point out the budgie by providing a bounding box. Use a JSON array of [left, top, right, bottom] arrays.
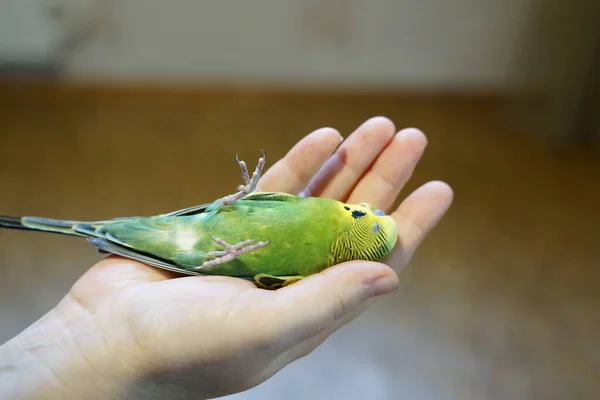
[[0, 151, 397, 289]]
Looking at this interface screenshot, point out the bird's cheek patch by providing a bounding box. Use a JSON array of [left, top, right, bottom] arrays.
[[372, 222, 381, 233]]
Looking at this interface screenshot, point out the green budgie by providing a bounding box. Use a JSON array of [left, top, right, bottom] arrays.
[[0, 151, 397, 289]]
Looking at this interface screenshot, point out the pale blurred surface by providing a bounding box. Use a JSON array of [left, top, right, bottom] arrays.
[[1, 1, 600, 399], [0, 83, 599, 399], [0, 0, 533, 88]]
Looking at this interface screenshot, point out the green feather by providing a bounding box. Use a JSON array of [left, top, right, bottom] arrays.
[[0, 153, 397, 289]]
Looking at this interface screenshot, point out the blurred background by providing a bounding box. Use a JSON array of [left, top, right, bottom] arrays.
[[1, 1, 599, 399]]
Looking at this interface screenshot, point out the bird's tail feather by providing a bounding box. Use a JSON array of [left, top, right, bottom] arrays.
[[0, 215, 30, 231], [0, 215, 99, 237]]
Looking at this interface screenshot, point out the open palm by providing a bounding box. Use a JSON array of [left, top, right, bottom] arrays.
[[57, 117, 453, 399]]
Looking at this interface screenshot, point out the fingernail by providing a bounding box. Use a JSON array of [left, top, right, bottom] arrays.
[[369, 274, 399, 297]]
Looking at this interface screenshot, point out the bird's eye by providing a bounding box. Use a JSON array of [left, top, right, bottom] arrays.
[[374, 209, 385, 216], [372, 222, 381, 233]]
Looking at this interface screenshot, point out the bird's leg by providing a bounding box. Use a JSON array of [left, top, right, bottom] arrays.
[[220, 150, 266, 206], [194, 236, 270, 269]]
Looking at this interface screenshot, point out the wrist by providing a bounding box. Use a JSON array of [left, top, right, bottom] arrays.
[[0, 294, 139, 399]]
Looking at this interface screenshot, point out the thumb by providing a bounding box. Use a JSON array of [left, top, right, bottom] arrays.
[[269, 261, 398, 350]]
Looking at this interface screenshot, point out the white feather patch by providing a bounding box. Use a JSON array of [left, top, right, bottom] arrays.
[[175, 227, 199, 251]]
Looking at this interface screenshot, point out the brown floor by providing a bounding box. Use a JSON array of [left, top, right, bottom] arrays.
[[0, 82, 599, 399]]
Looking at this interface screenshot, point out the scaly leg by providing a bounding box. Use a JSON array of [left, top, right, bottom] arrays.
[[221, 150, 266, 206], [194, 236, 270, 269]]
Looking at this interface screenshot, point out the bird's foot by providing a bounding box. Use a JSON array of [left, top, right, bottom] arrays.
[[195, 236, 270, 269], [220, 150, 266, 206]]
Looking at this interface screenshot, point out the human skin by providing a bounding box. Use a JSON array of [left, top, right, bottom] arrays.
[[0, 117, 453, 399]]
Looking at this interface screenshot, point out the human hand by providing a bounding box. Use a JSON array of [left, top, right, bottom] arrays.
[[0, 117, 453, 400]]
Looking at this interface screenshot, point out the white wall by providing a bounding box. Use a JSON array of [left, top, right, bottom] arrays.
[[6, 0, 534, 89], [0, 0, 61, 63]]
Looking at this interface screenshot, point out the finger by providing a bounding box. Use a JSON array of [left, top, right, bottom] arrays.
[[267, 261, 399, 351], [387, 180, 454, 269], [347, 128, 428, 212], [300, 117, 396, 201], [257, 127, 343, 193]]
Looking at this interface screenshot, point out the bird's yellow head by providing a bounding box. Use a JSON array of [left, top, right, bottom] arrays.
[[330, 201, 398, 264]]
